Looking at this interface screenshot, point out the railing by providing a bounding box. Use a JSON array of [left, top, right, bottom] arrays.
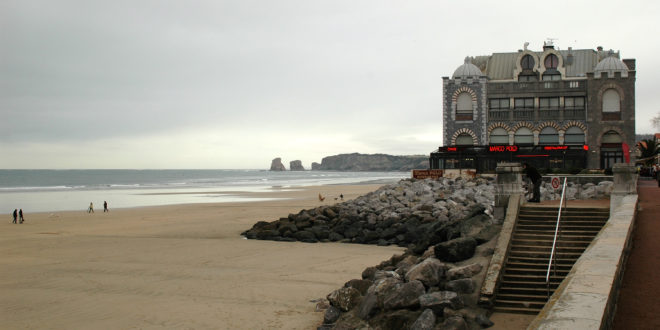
[[546, 177, 568, 297]]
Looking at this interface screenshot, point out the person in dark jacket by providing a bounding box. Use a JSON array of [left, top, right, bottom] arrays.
[[522, 163, 542, 203], [19, 209, 24, 223], [12, 209, 18, 224]]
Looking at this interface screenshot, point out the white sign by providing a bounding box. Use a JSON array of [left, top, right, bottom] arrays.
[[551, 176, 561, 189]]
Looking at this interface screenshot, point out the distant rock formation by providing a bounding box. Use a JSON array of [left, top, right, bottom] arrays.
[[270, 158, 286, 171], [313, 153, 429, 171], [290, 160, 305, 171]]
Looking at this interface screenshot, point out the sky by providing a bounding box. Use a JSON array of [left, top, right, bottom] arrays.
[[2, 0, 659, 169]]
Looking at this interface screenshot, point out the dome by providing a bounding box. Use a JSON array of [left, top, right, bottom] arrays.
[[452, 57, 483, 79], [594, 54, 628, 78]]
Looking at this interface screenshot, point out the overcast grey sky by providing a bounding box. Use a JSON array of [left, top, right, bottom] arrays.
[[2, 0, 658, 169]]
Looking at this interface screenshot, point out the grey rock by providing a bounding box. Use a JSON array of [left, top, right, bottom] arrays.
[[289, 160, 305, 171], [434, 237, 477, 262], [327, 287, 362, 312], [419, 291, 464, 315], [269, 157, 286, 171], [446, 263, 483, 280], [410, 309, 436, 330], [323, 305, 341, 324], [405, 257, 447, 287], [382, 280, 426, 310], [440, 315, 468, 330], [446, 278, 475, 294]]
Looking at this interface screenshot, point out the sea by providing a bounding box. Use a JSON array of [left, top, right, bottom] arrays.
[[0, 170, 409, 213]]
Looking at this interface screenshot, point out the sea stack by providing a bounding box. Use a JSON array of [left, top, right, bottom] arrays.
[[289, 160, 305, 171], [270, 158, 286, 171]]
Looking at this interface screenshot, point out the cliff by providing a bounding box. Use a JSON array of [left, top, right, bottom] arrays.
[[312, 153, 428, 171], [270, 158, 286, 171]]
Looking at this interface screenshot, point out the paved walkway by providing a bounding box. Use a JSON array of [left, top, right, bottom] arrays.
[[613, 178, 660, 329]]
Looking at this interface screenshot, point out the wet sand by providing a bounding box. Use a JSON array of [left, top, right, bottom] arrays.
[[0, 184, 404, 329]]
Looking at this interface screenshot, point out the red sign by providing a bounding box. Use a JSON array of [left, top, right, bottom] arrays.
[[412, 169, 444, 179], [543, 145, 569, 151], [488, 145, 518, 152]]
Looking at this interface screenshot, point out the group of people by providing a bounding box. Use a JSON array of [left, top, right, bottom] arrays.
[[88, 201, 109, 213], [11, 209, 25, 224]]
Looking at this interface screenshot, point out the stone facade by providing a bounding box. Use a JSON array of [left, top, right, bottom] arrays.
[[440, 42, 636, 170]]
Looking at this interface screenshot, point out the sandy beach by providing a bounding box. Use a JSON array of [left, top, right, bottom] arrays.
[[1, 184, 404, 329]]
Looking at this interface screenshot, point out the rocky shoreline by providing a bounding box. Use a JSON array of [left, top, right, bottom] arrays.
[[242, 177, 613, 329]]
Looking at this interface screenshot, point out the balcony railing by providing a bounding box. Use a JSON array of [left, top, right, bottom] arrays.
[[513, 109, 534, 120], [539, 109, 560, 120], [564, 108, 586, 120], [489, 110, 510, 121], [488, 108, 587, 122]]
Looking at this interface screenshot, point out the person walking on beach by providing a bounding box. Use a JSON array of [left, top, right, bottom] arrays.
[[12, 209, 18, 224], [19, 209, 24, 223], [103, 201, 109, 212], [522, 163, 542, 203], [88, 202, 94, 213]]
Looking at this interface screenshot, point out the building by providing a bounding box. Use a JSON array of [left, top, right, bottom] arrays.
[[430, 41, 636, 173]]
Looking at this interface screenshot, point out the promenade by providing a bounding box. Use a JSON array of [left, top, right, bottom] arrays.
[[613, 178, 660, 329]]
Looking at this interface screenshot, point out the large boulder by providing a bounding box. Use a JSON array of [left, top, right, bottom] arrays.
[[327, 287, 362, 312], [419, 291, 464, 315], [269, 157, 286, 171], [434, 237, 477, 262], [382, 280, 426, 310], [404, 257, 447, 287], [410, 309, 436, 330]]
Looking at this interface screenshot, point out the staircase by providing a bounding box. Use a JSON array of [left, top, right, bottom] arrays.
[[492, 205, 610, 314]]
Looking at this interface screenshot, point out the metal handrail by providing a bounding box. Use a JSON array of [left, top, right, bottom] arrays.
[[546, 177, 568, 297]]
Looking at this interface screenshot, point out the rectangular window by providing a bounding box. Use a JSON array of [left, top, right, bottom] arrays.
[[564, 97, 585, 109], [489, 98, 510, 110], [514, 98, 534, 109], [539, 97, 559, 109]]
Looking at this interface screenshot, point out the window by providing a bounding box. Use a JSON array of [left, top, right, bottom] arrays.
[[490, 98, 510, 110], [456, 92, 473, 120], [539, 97, 559, 109], [514, 98, 534, 109], [514, 127, 534, 145], [602, 130, 622, 144], [489, 128, 509, 145], [544, 54, 559, 69], [542, 72, 561, 81], [539, 127, 559, 144], [455, 133, 474, 146], [565, 96, 585, 109], [521, 55, 535, 70], [602, 89, 621, 120], [564, 127, 585, 144]]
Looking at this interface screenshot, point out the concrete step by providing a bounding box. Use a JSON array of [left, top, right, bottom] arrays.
[[492, 306, 542, 315]]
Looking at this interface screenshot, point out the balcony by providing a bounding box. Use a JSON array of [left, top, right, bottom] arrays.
[[564, 108, 586, 120], [489, 110, 510, 121], [513, 109, 534, 120], [539, 109, 560, 120]]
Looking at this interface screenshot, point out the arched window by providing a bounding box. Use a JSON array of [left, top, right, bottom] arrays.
[[521, 55, 535, 70], [514, 127, 534, 145], [602, 89, 621, 120], [455, 133, 474, 146], [544, 54, 559, 69], [456, 92, 473, 120], [489, 128, 509, 145], [602, 130, 622, 144], [539, 127, 559, 145], [542, 54, 561, 81], [564, 127, 585, 144]]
